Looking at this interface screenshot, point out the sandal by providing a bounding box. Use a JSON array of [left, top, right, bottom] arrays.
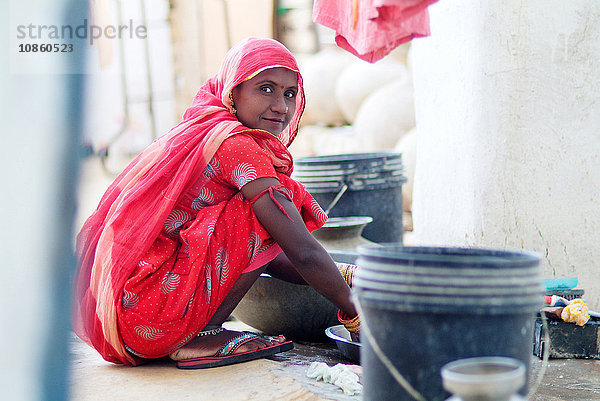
[[175, 331, 293, 369]]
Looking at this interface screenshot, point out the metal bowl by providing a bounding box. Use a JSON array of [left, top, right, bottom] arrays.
[[312, 216, 375, 252], [232, 251, 359, 341], [325, 325, 360, 362], [232, 274, 339, 341]]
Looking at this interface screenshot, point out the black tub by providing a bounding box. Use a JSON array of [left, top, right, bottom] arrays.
[[293, 152, 406, 243], [354, 245, 543, 401]]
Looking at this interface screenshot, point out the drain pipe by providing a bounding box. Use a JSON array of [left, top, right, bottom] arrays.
[[140, 0, 157, 140], [222, 0, 232, 48], [98, 0, 131, 176], [98, 0, 159, 176]]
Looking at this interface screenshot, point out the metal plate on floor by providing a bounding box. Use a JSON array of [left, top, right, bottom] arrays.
[[325, 325, 360, 363]]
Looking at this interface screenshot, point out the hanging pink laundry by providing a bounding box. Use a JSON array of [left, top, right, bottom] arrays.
[[313, 0, 439, 63]]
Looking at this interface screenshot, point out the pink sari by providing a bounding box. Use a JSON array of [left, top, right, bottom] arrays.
[[73, 38, 322, 365], [313, 0, 438, 62]]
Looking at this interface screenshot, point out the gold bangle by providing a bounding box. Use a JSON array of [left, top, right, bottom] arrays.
[[336, 262, 358, 286], [337, 310, 360, 333]]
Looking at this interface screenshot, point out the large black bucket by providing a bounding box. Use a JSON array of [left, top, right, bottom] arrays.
[[354, 245, 543, 401], [293, 153, 406, 243]]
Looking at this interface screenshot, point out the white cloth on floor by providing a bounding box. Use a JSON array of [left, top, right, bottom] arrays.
[[306, 362, 362, 395]]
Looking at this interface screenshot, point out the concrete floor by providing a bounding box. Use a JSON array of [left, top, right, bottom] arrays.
[[73, 158, 363, 401], [69, 320, 360, 401], [69, 319, 600, 401], [72, 160, 600, 401], [529, 358, 600, 401]]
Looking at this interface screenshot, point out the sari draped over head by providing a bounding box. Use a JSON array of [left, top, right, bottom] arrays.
[[73, 38, 314, 365]]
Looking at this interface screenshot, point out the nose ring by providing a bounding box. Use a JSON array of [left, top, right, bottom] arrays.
[[285, 107, 289, 113]]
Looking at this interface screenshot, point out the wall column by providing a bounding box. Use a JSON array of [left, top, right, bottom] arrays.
[[411, 0, 600, 308]]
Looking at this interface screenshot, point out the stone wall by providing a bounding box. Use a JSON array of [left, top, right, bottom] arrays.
[[411, 0, 600, 309]]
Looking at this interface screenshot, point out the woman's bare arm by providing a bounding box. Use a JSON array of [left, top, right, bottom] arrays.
[[241, 177, 357, 319]]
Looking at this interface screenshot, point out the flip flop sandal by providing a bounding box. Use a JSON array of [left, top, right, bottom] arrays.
[[176, 331, 293, 369]]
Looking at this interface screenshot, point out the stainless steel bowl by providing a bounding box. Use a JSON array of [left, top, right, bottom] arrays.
[[325, 324, 360, 362]]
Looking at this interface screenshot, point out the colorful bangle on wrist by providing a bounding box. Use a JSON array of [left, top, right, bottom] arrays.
[[336, 262, 358, 286], [337, 310, 360, 333]]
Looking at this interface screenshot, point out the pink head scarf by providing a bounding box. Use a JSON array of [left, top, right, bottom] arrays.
[[73, 37, 305, 364]]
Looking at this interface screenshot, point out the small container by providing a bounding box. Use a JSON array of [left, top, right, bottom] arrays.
[[441, 357, 526, 401], [543, 277, 578, 291]]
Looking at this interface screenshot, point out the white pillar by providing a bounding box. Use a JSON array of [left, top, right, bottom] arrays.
[[411, 0, 600, 308], [2, 1, 85, 399]]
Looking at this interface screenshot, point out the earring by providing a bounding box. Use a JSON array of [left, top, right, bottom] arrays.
[[229, 92, 237, 116]]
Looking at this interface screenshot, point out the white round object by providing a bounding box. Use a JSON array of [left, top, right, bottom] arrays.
[[335, 59, 409, 124], [300, 48, 354, 126], [289, 124, 329, 159], [311, 125, 364, 155], [386, 42, 412, 65], [354, 79, 416, 151], [394, 128, 417, 212], [406, 44, 416, 80]]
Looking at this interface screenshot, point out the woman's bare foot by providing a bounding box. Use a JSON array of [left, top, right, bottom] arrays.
[[169, 328, 288, 361]]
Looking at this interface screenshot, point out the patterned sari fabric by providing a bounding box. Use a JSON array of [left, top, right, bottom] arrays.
[[74, 38, 326, 365]]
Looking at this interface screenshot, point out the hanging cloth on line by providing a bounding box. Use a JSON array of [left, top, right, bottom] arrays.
[[313, 0, 439, 63]]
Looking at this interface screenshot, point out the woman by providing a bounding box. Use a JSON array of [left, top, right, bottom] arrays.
[[73, 37, 359, 369]]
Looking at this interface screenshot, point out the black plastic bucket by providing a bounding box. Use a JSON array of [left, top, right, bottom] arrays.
[[354, 245, 543, 401], [293, 153, 406, 243]]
